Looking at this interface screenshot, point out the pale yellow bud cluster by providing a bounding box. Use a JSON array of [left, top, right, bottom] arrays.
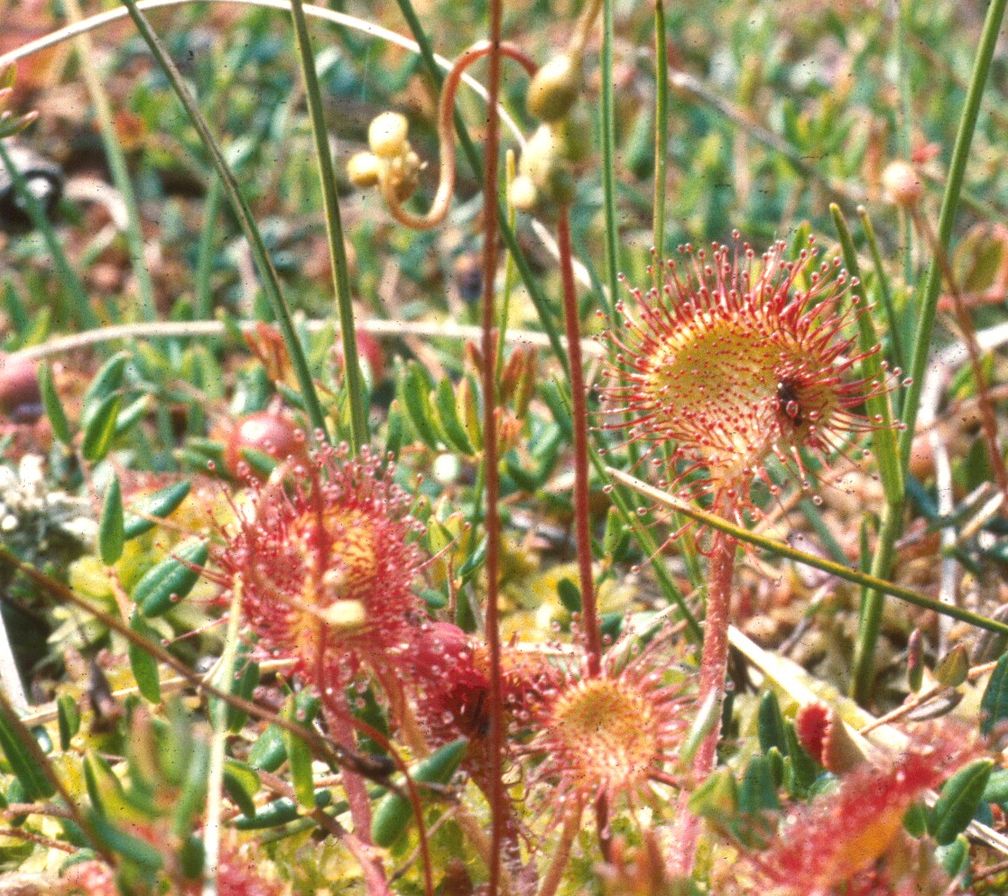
[[347, 111, 425, 203], [510, 53, 588, 213]]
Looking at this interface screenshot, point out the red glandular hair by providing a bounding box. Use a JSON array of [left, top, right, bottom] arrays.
[[599, 236, 900, 518], [740, 726, 976, 895], [213, 442, 425, 691], [519, 631, 694, 816]]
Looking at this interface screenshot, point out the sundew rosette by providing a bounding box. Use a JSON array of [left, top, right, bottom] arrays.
[[212, 442, 426, 691], [600, 235, 897, 520]]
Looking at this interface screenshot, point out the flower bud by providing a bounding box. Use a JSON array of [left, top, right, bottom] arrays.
[[552, 104, 592, 165], [527, 54, 581, 122], [519, 124, 560, 187], [508, 174, 538, 211], [881, 160, 923, 209], [368, 111, 410, 159], [346, 151, 381, 189]]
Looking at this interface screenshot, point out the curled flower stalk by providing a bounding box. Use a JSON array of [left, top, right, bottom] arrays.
[[347, 41, 536, 231], [599, 236, 897, 875]]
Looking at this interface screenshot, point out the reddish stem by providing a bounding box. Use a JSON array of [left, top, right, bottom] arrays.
[[480, 1, 505, 893], [556, 210, 601, 677], [674, 523, 736, 877]]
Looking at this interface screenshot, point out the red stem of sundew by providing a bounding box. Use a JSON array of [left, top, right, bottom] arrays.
[[676, 523, 737, 877], [556, 211, 602, 676], [557, 210, 608, 860], [480, 0, 505, 892]]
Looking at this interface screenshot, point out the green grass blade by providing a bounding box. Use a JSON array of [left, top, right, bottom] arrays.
[[121, 0, 330, 440], [288, 0, 369, 453]]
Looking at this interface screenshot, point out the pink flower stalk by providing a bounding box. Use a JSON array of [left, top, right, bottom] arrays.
[[600, 236, 895, 518], [213, 442, 425, 691]]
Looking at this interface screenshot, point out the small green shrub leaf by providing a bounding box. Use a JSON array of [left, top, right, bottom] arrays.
[[372, 738, 467, 847], [123, 481, 191, 540], [980, 654, 1008, 737], [81, 393, 121, 462], [127, 611, 161, 703], [38, 364, 71, 445], [133, 539, 208, 617], [928, 759, 993, 846], [99, 477, 124, 565]]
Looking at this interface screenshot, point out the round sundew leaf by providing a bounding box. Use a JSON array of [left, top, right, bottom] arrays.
[[132, 539, 208, 617]]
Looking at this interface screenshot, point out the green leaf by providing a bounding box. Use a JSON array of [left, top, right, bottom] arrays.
[[739, 755, 779, 813], [127, 611, 161, 703], [283, 695, 315, 809], [557, 577, 581, 613], [90, 812, 162, 872], [432, 378, 474, 454], [372, 738, 467, 847], [234, 789, 334, 830], [57, 695, 80, 751], [980, 654, 1008, 737], [397, 362, 441, 450], [937, 834, 971, 881], [132, 539, 208, 617], [223, 760, 260, 818], [38, 364, 71, 445], [928, 759, 993, 846], [99, 477, 125, 566], [0, 706, 54, 800], [81, 352, 129, 428], [81, 393, 122, 462], [757, 690, 787, 755], [934, 644, 969, 688], [247, 724, 286, 773], [123, 481, 191, 540], [687, 769, 738, 821], [226, 653, 260, 733]]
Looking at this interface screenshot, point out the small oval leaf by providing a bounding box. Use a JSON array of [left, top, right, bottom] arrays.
[[123, 481, 191, 540], [980, 654, 1008, 737], [133, 539, 208, 617], [372, 738, 467, 847], [81, 393, 121, 462], [99, 477, 124, 566], [38, 364, 71, 445], [929, 759, 993, 846], [128, 611, 161, 703]]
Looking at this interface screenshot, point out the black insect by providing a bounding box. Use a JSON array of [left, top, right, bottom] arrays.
[[776, 378, 803, 428]]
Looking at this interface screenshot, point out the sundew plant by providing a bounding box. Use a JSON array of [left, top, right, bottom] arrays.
[[0, 0, 1008, 894]]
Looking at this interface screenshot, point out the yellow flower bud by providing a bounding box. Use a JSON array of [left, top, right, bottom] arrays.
[[346, 151, 381, 188], [527, 54, 581, 122], [508, 174, 538, 211], [368, 111, 410, 158]]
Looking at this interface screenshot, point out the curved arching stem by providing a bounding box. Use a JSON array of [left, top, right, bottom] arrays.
[[379, 40, 536, 231]]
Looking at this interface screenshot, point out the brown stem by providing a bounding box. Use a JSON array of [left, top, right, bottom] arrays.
[[912, 207, 1008, 499], [673, 523, 736, 877], [556, 209, 602, 676], [480, 0, 505, 893]]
